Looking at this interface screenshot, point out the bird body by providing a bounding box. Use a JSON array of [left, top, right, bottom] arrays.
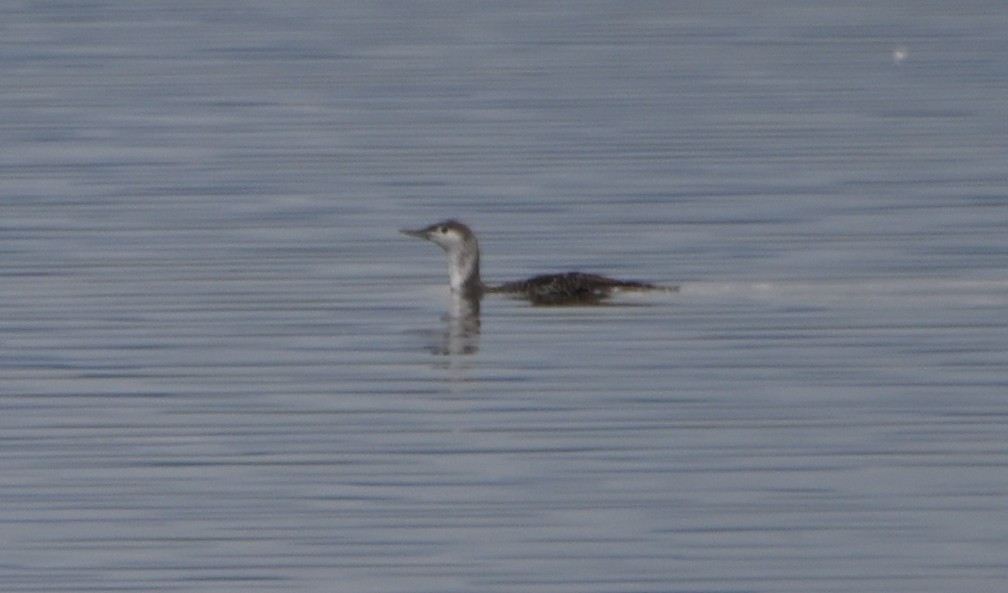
[[401, 220, 667, 305]]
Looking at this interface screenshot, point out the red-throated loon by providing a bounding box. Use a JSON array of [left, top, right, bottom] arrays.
[[400, 219, 669, 305]]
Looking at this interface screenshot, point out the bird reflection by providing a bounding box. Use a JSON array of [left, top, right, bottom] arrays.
[[428, 292, 481, 356]]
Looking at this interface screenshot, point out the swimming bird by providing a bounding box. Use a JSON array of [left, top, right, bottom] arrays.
[[400, 219, 668, 305]]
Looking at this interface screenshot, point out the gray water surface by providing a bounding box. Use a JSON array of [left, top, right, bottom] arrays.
[[2, 2, 1007, 592]]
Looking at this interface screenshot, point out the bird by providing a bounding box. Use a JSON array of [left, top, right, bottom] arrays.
[[400, 219, 670, 305]]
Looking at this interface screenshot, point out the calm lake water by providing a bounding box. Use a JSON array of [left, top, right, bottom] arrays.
[[2, 2, 1007, 592]]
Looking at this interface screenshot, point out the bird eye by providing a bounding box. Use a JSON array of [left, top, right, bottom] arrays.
[[439, 226, 448, 233]]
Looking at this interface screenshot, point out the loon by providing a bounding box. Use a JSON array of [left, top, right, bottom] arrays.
[[400, 219, 667, 305]]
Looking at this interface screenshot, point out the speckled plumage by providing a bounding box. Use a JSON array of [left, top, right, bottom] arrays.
[[489, 272, 657, 305]]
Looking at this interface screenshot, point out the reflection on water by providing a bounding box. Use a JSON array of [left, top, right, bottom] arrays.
[[431, 293, 482, 356]]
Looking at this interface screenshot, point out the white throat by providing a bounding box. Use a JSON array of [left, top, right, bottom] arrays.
[[447, 246, 478, 292]]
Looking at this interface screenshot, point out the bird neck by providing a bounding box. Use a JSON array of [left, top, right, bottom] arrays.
[[447, 244, 482, 296]]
